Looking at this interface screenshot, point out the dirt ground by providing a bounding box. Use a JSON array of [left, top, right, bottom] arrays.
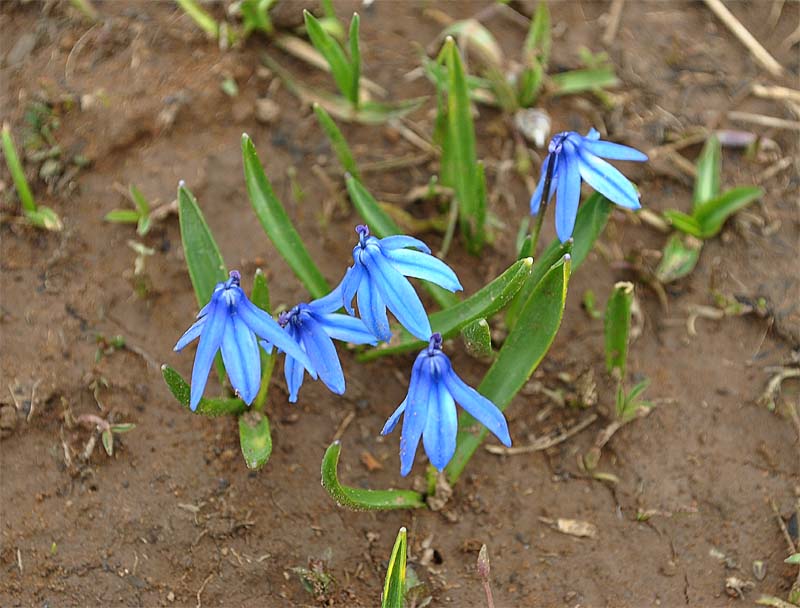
[[1, 1, 799, 606]]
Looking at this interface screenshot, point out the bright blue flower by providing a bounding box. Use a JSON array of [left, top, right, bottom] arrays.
[[268, 286, 378, 402], [340, 225, 462, 342], [381, 333, 511, 476], [174, 270, 312, 411], [530, 128, 648, 242]]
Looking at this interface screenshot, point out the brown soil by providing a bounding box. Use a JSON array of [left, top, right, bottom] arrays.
[[1, 1, 799, 606]]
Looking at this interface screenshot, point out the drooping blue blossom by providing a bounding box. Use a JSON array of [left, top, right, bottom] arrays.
[[381, 333, 511, 476], [530, 128, 648, 242], [340, 225, 462, 342], [174, 270, 312, 411], [266, 286, 378, 402]]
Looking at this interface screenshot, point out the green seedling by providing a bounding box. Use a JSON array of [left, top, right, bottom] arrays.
[[381, 528, 408, 608], [105, 184, 153, 236], [239, 0, 278, 36], [2, 123, 62, 231], [77, 414, 136, 457], [94, 334, 126, 362]]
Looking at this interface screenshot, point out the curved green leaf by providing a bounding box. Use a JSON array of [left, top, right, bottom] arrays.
[[314, 103, 359, 179], [382, 528, 408, 608], [604, 281, 633, 377], [693, 134, 721, 208], [663, 209, 703, 238], [347, 13, 361, 106], [321, 442, 426, 511], [241, 134, 330, 299], [303, 10, 353, 102], [161, 365, 247, 416], [239, 411, 272, 470], [694, 186, 763, 238], [2, 124, 36, 214], [105, 209, 140, 224], [462, 318, 492, 358], [446, 253, 571, 484], [358, 258, 532, 361], [655, 233, 702, 283]]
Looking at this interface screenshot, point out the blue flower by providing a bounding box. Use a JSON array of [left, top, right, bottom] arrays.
[[269, 286, 378, 402], [381, 333, 511, 476], [174, 270, 312, 411], [340, 225, 462, 342], [530, 128, 648, 242]]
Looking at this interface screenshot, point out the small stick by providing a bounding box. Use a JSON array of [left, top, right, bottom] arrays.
[[728, 111, 800, 132], [331, 410, 356, 443], [196, 573, 213, 608], [757, 157, 794, 183], [486, 413, 598, 455], [702, 0, 785, 77], [752, 84, 800, 105], [770, 498, 797, 554], [602, 0, 625, 46]]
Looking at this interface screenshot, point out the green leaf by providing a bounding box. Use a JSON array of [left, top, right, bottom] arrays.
[[161, 365, 247, 416], [24, 206, 63, 231], [238, 411, 272, 470], [110, 423, 136, 434], [507, 193, 611, 328], [251, 268, 275, 412], [102, 429, 113, 456], [523, 2, 551, 68], [136, 214, 152, 237], [321, 442, 426, 511], [241, 134, 330, 300], [2, 123, 37, 213], [358, 257, 532, 361], [104, 209, 140, 224], [446, 253, 571, 484], [345, 174, 459, 310], [549, 67, 618, 96], [462, 318, 492, 358], [129, 184, 150, 215], [604, 281, 634, 377], [693, 186, 763, 238], [347, 13, 361, 106], [441, 38, 485, 253], [175, 0, 219, 39], [177, 183, 228, 307], [785, 553, 800, 565], [693, 134, 721, 208], [655, 233, 702, 283], [240, 0, 276, 36], [251, 267, 271, 312], [314, 103, 360, 179], [442, 19, 504, 69], [517, 62, 544, 108], [303, 10, 353, 103], [382, 528, 408, 608], [663, 209, 703, 238]]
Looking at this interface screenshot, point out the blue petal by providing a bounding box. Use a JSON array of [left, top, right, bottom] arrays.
[[443, 367, 511, 447], [220, 314, 261, 405], [284, 352, 307, 403], [175, 315, 207, 351], [554, 144, 582, 242], [309, 279, 346, 315], [530, 153, 558, 215], [576, 148, 641, 210], [299, 316, 345, 395], [237, 296, 314, 371], [363, 248, 431, 341], [381, 399, 406, 435], [399, 357, 432, 476], [316, 312, 378, 345], [259, 339, 274, 356], [422, 381, 458, 471], [189, 298, 228, 411], [377, 235, 431, 254], [586, 128, 601, 141], [581, 139, 648, 162], [341, 264, 364, 316], [356, 273, 391, 342], [383, 248, 463, 292]]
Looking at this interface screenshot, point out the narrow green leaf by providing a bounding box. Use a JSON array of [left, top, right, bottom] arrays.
[[693, 134, 721, 208], [462, 318, 492, 358], [785, 553, 800, 565], [314, 103, 360, 179], [2, 123, 37, 213], [303, 10, 352, 102], [104, 209, 140, 224], [517, 62, 544, 108], [321, 442, 426, 511], [663, 209, 703, 237], [523, 2, 551, 68], [604, 281, 634, 377], [251, 267, 271, 312], [251, 268, 275, 412], [178, 183, 227, 307], [442, 19, 504, 69], [358, 258, 532, 361], [239, 411, 272, 470], [175, 0, 219, 39], [348, 13, 361, 106], [110, 423, 136, 433], [446, 254, 571, 484], [241, 134, 330, 299], [162, 365, 247, 416], [382, 528, 408, 608], [655, 233, 702, 283], [345, 174, 460, 310], [136, 214, 152, 237], [102, 430, 114, 456], [549, 67, 618, 96], [129, 184, 150, 215], [693, 186, 763, 238], [24, 207, 63, 231]]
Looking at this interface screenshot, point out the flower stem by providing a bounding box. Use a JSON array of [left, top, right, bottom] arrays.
[[253, 354, 276, 413], [529, 154, 556, 256]]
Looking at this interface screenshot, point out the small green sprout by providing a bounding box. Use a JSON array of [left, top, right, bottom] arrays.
[[77, 414, 136, 457], [105, 184, 153, 236]]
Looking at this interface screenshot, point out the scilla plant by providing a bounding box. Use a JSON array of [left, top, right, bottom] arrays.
[[164, 40, 647, 512]]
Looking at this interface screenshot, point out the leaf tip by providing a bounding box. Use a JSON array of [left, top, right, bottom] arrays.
[[178, 179, 186, 189], [522, 257, 533, 267]]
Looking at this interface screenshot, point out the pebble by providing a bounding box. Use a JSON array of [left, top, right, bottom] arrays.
[[255, 98, 280, 124]]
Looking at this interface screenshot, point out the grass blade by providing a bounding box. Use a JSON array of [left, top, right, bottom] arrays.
[[604, 281, 633, 377], [321, 442, 426, 511], [314, 103, 360, 179], [303, 10, 352, 103], [549, 67, 618, 95], [239, 411, 272, 470], [523, 1, 551, 67], [382, 528, 408, 608], [175, 0, 219, 39], [162, 365, 247, 416], [692, 134, 721, 208], [348, 13, 361, 106], [1, 123, 37, 214], [241, 134, 330, 299], [104, 209, 140, 224]]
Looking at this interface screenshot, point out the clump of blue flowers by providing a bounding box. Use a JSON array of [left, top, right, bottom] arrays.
[[531, 129, 647, 242], [381, 333, 511, 476]]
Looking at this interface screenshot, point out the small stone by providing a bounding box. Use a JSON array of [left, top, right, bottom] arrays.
[[166, 591, 175, 602], [255, 98, 280, 124]]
